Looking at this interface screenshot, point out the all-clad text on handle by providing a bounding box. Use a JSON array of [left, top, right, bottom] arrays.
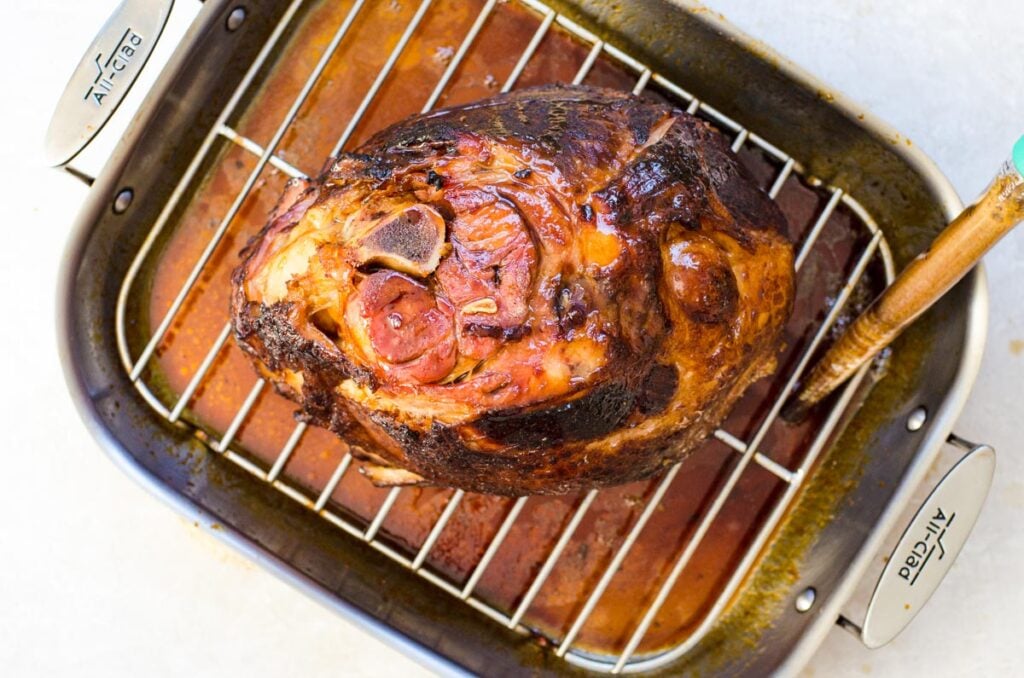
[[860, 437, 995, 648], [44, 0, 174, 167]]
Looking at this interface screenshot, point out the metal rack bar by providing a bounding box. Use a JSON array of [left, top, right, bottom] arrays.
[[130, 0, 369, 381], [747, 131, 790, 163], [795, 188, 845, 270], [168, 322, 232, 423], [217, 124, 305, 179], [214, 379, 265, 453], [552, 11, 601, 46], [769, 158, 796, 199], [501, 8, 555, 93], [696, 101, 743, 134], [508, 489, 598, 627], [331, 0, 433, 156], [412, 489, 466, 571], [461, 496, 528, 598], [601, 40, 648, 76], [272, 477, 317, 509], [651, 72, 696, 104], [555, 464, 682, 657], [221, 447, 271, 479], [422, 0, 498, 112], [843, 193, 895, 280], [364, 487, 401, 541], [315, 453, 353, 512], [572, 40, 604, 84], [631, 69, 652, 95], [319, 501, 367, 540], [714, 429, 795, 484], [268, 422, 307, 483], [731, 128, 751, 153]]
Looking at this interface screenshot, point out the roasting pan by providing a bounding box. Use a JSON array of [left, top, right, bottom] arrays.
[[54, 0, 992, 674]]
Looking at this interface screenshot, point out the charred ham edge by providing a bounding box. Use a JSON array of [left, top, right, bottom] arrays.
[[230, 84, 794, 496]]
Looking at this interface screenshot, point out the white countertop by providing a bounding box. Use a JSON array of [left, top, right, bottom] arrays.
[[3, 1, 1022, 676]]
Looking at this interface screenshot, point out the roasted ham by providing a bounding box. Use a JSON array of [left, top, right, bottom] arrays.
[[231, 85, 794, 495]]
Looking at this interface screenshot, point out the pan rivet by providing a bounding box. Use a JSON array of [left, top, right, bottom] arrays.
[[906, 407, 928, 432], [113, 188, 133, 214], [795, 587, 816, 613], [226, 7, 247, 31]]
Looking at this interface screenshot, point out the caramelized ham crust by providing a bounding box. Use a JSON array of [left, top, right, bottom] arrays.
[[231, 85, 794, 495]]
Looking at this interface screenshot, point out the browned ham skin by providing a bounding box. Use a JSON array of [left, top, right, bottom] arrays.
[[231, 85, 794, 495]]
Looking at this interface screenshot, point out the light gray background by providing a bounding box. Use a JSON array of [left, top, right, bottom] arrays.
[[2, 1, 1021, 676]]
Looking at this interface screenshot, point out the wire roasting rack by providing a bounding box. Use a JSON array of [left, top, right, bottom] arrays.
[[113, 0, 896, 672]]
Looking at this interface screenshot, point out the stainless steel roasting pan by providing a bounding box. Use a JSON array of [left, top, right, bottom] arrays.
[[55, 0, 989, 674]]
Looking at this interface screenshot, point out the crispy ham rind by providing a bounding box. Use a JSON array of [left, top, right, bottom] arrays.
[[231, 85, 794, 495]]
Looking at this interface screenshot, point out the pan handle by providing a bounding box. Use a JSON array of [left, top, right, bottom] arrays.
[[43, 0, 176, 170], [835, 434, 995, 648]]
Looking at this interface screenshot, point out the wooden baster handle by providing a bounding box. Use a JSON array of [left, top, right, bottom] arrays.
[[793, 135, 1024, 411]]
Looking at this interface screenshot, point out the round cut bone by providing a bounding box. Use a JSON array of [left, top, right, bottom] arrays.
[[353, 204, 446, 277]]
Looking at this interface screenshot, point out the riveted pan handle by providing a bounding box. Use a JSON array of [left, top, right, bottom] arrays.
[[837, 434, 995, 648], [44, 0, 175, 168]]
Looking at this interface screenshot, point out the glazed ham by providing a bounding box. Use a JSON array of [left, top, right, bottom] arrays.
[[231, 85, 794, 495]]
